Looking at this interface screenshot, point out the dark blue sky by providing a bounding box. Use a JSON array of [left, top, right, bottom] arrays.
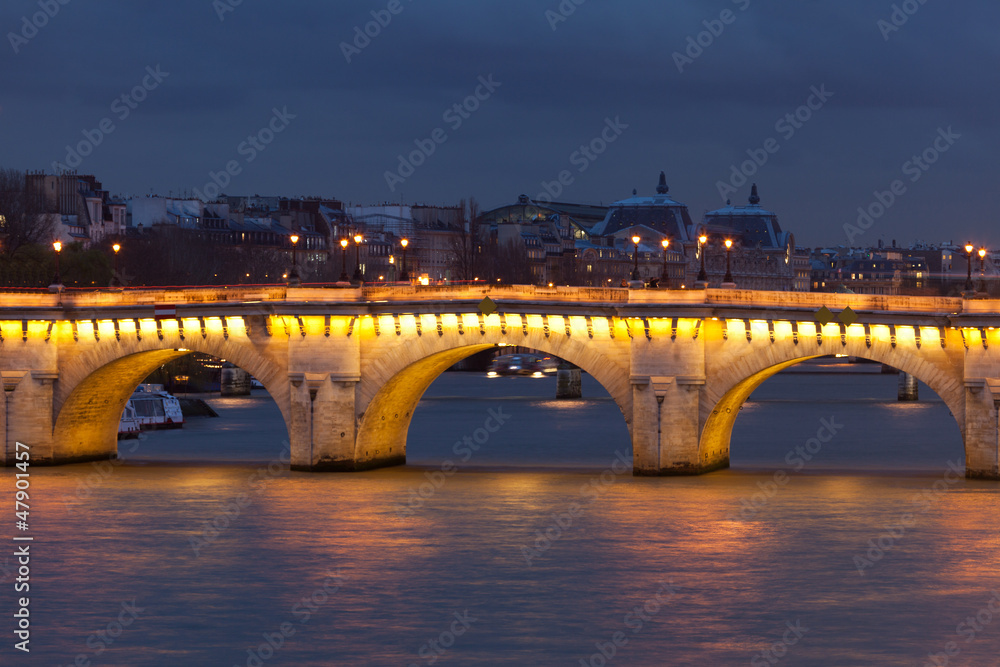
[[2, 0, 997, 247]]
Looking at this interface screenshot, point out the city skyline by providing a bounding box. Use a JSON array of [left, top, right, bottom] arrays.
[[2, 1, 998, 248]]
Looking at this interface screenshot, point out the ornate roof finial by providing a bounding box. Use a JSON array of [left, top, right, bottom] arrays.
[[656, 171, 669, 195], [633, 188, 637, 196], [726, 199, 731, 206], [749, 183, 760, 206]]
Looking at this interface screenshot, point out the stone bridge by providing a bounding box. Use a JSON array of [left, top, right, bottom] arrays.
[[1, 285, 999, 478]]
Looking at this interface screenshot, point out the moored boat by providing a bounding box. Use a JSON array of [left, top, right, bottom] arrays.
[[128, 384, 185, 429]]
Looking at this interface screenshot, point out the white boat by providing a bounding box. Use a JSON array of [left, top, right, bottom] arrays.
[[118, 401, 141, 439], [128, 384, 185, 429]]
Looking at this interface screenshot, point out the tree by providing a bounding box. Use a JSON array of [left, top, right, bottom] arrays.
[[449, 198, 484, 281], [494, 239, 532, 284], [0, 168, 53, 256]]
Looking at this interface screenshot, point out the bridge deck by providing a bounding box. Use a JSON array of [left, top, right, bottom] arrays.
[[0, 286, 994, 327]]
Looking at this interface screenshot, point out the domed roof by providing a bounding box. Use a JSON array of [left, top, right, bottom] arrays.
[[704, 184, 787, 249], [591, 172, 694, 241]]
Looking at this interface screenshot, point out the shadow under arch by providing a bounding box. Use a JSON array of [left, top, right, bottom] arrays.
[[53, 349, 290, 464], [354, 342, 633, 468], [699, 353, 966, 470]]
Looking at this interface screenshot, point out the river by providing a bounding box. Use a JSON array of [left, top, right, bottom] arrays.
[[9, 367, 1000, 665]]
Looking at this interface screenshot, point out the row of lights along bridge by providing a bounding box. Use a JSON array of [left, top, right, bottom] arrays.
[[260, 232, 411, 287], [45, 236, 987, 292], [627, 233, 733, 287], [47, 234, 411, 291]]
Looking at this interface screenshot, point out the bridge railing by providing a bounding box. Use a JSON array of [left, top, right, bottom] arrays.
[[0, 284, 996, 316], [697, 289, 969, 314]]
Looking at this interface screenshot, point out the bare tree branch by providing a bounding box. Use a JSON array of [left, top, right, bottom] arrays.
[[0, 168, 53, 255]]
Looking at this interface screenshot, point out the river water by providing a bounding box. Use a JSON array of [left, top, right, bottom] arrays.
[[8, 366, 1000, 666]]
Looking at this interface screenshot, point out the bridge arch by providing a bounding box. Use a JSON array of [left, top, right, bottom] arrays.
[[53, 334, 289, 463], [352, 326, 633, 468], [698, 333, 966, 469]]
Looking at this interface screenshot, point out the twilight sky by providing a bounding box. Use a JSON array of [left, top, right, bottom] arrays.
[[2, 0, 998, 247]]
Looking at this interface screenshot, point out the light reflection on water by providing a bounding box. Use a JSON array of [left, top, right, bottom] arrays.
[[13, 371, 1000, 665]]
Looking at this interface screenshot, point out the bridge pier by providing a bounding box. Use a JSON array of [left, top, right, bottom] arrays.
[[287, 374, 392, 472], [555, 363, 582, 399], [631, 375, 726, 475], [898, 372, 919, 401], [2, 371, 64, 465], [963, 380, 1000, 480]]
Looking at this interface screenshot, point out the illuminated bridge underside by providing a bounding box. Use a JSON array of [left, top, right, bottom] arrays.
[[0, 286, 998, 478]]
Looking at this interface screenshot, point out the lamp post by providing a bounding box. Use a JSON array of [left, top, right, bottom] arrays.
[[696, 234, 708, 283], [288, 234, 300, 286], [965, 243, 975, 292], [352, 234, 363, 282], [400, 238, 410, 282], [660, 238, 670, 288], [631, 235, 641, 281], [339, 238, 350, 283], [111, 242, 121, 286], [49, 240, 63, 292], [979, 247, 987, 292], [723, 239, 734, 284]]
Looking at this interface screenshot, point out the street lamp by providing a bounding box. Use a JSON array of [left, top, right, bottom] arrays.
[[697, 234, 708, 283], [50, 240, 63, 291], [724, 238, 734, 284], [339, 238, 350, 282], [631, 235, 641, 281], [965, 243, 975, 292], [288, 234, 300, 286], [400, 238, 410, 281], [979, 247, 987, 292], [660, 238, 670, 288], [111, 242, 121, 286], [353, 234, 363, 282]]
